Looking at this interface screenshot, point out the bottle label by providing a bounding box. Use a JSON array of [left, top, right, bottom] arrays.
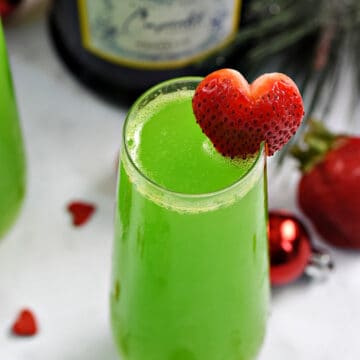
[[78, 0, 241, 69]]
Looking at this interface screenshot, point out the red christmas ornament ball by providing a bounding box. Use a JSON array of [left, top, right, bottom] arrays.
[[269, 210, 312, 286]]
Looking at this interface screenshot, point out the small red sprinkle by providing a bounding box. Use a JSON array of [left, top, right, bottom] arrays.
[[0, 3, 15, 17], [67, 201, 96, 227], [12, 309, 38, 337]]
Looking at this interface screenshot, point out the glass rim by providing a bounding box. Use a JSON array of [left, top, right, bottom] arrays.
[[122, 76, 265, 202]]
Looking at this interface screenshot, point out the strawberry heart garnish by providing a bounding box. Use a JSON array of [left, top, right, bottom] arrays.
[[12, 309, 38, 336], [67, 201, 96, 227], [192, 69, 304, 158]]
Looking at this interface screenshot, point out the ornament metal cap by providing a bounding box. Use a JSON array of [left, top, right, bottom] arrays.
[[305, 248, 334, 281]]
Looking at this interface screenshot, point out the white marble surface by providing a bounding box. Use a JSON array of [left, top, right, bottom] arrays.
[[1, 14, 360, 360]]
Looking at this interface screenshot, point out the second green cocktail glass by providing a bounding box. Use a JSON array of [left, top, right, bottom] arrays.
[[0, 21, 25, 239], [111, 78, 269, 360]]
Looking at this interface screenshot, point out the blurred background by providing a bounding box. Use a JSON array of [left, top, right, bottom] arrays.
[[0, 0, 360, 359]]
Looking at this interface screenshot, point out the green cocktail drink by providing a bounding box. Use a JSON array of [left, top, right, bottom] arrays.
[[111, 78, 269, 360], [0, 22, 25, 238]]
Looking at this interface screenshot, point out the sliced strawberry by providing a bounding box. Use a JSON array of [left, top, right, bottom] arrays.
[[192, 69, 304, 158], [12, 309, 38, 336], [67, 201, 96, 227]]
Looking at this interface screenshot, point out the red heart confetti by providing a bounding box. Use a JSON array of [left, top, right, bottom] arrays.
[[67, 201, 96, 227], [12, 309, 38, 336]]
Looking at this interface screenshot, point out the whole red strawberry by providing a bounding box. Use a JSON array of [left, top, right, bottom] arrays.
[[192, 69, 304, 158], [293, 120, 360, 249]]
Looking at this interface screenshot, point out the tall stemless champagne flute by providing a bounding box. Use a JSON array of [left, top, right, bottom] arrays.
[[111, 78, 269, 360], [0, 21, 25, 238]]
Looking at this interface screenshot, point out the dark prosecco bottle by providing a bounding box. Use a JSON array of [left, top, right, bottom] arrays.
[[49, 0, 250, 103]]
